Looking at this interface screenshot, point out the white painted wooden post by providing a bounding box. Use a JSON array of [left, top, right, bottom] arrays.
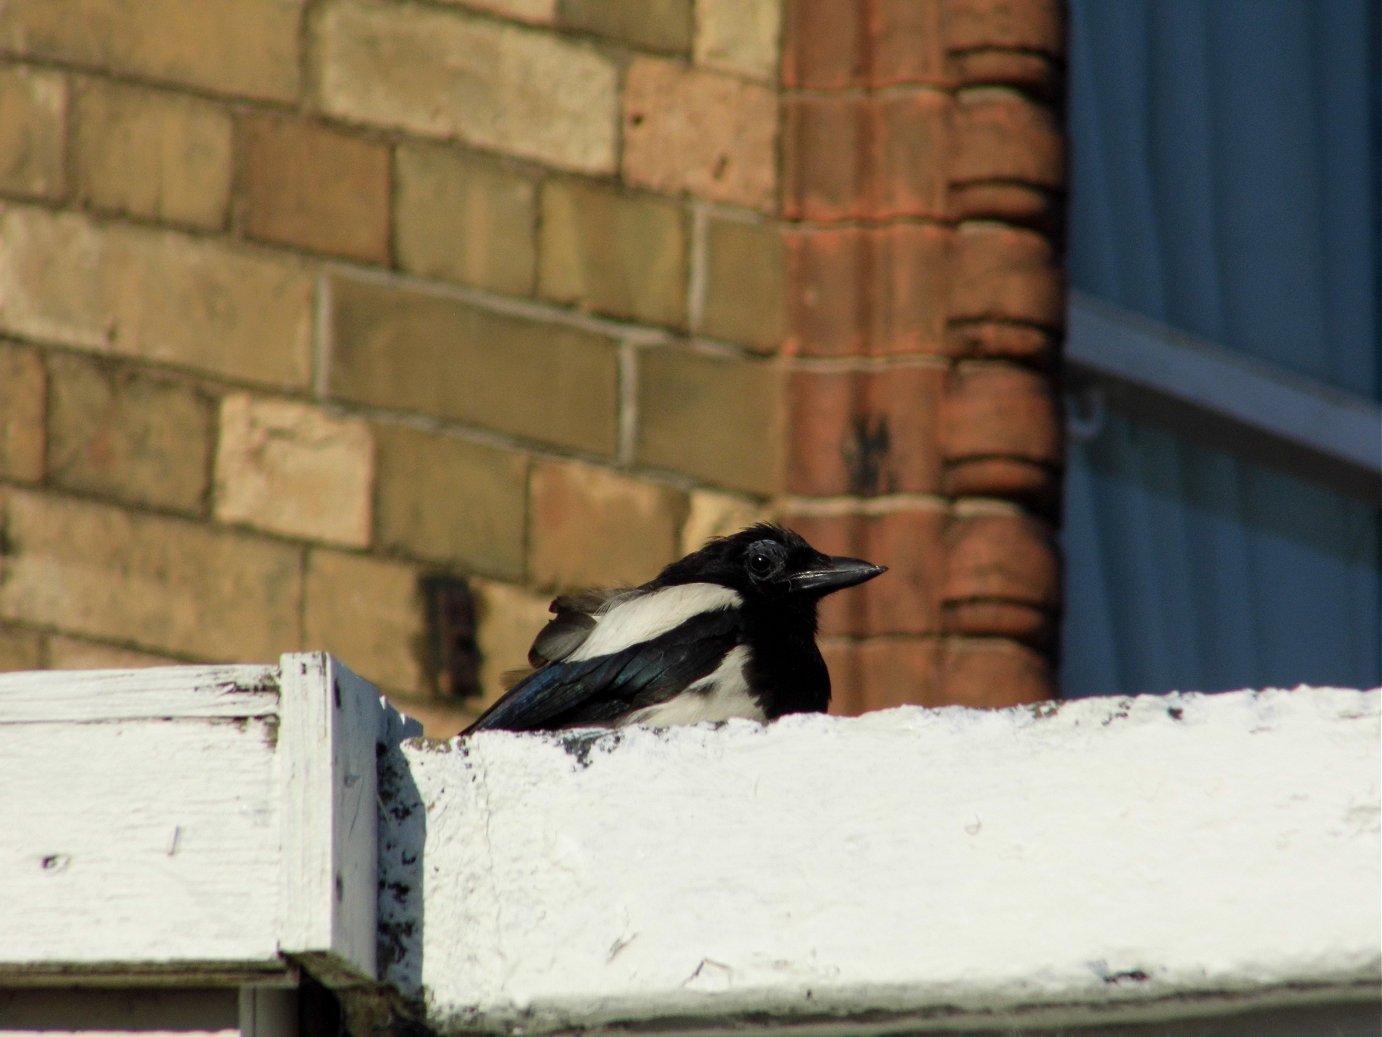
[[0, 652, 416, 1036]]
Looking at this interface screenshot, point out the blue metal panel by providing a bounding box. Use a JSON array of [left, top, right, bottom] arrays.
[[1062, 0, 1382, 697]]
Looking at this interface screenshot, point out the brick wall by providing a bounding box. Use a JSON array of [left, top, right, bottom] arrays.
[[0, 0, 1063, 732]]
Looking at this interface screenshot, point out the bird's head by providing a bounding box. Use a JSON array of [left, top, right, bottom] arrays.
[[654, 524, 886, 601]]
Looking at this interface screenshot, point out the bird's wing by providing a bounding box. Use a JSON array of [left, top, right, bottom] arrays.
[[462, 605, 743, 733], [526, 587, 635, 667]]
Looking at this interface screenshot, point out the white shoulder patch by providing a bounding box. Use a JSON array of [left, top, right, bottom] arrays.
[[567, 583, 742, 662], [621, 646, 765, 728]]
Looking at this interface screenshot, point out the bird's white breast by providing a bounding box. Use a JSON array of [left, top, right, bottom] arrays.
[[620, 645, 764, 728], [569, 583, 743, 662]]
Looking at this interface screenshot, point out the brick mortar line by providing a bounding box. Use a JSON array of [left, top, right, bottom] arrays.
[[0, 618, 216, 667], [787, 355, 953, 374], [783, 493, 950, 516], [317, 258, 682, 345]]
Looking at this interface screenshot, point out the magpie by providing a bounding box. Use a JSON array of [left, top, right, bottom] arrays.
[[460, 524, 886, 734]]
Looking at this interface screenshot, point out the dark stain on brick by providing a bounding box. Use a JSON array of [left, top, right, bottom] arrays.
[[845, 413, 890, 494]]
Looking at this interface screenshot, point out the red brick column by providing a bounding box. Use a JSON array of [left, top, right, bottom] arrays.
[[778, 0, 1065, 711]]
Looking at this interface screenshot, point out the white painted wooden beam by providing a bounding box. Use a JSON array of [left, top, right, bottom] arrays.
[[381, 687, 1382, 1034], [0, 653, 411, 988]]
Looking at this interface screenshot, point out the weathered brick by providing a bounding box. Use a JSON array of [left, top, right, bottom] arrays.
[[694, 0, 780, 81], [853, 637, 944, 709], [951, 222, 1063, 326], [623, 58, 777, 210], [784, 226, 867, 356], [328, 275, 620, 456], [0, 0, 302, 101], [868, 0, 947, 86], [0, 64, 66, 199], [943, 513, 1059, 608], [700, 216, 784, 353], [940, 362, 1062, 464], [0, 626, 43, 671], [46, 636, 178, 669], [437, 0, 555, 22], [787, 364, 945, 496], [781, 95, 868, 220], [950, 49, 1061, 97], [784, 507, 946, 637], [214, 393, 374, 547], [374, 424, 527, 580], [0, 207, 313, 388], [945, 458, 1058, 510], [304, 548, 427, 694], [396, 144, 536, 296], [636, 345, 782, 495], [680, 489, 771, 555], [946, 320, 1055, 364], [558, 0, 692, 53], [0, 488, 302, 662], [943, 0, 1064, 56], [469, 577, 556, 709], [943, 598, 1053, 645], [868, 223, 952, 355], [952, 88, 1064, 188], [781, 0, 865, 89], [949, 182, 1061, 232], [529, 459, 685, 590], [315, 0, 617, 174], [240, 114, 390, 262], [540, 180, 687, 328], [0, 342, 44, 482], [47, 352, 213, 514], [785, 224, 951, 357], [871, 89, 951, 219], [73, 79, 231, 229], [939, 637, 1054, 706]]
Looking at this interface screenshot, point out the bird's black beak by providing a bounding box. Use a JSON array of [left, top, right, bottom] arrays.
[[786, 556, 887, 595]]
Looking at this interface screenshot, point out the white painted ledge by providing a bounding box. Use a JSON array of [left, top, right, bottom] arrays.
[[4, 660, 1377, 1035], [381, 687, 1382, 1034], [0, 652, 414, 989]]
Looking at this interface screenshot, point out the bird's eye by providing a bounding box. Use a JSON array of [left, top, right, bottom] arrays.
[[745, 540, 784, 579]]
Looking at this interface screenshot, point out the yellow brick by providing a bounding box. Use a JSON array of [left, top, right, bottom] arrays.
[[395, 143, 536, 295], [469, 577, 554, 709], [0, 64, 66, 198], [623, 57, 776, 209], [635, 345, 783, 495], [436, 0, 555, 22], [303, 548, 427, 695], [681, 489, 772, 554], [328, 274, 619, 456], [557, 0, 692, 52], [0, 342, 44, 483], [0, 626, 43, 672], [73, 79, 232, 229], [315, 0, 616, 173], [214, 394, 374, 547], [47, 352, 213, 514], [529, 459, 685, 590], [0, 488, 303, 662], [374, 425, 527, 579], [46, 636, 179, 669], [0, 207, 313, 388], [694, 0, 781, 80], [539, 179, 687, 328], [0, 0, 302, 102]]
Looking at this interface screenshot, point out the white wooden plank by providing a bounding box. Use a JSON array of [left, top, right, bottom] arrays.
[[0, 717, 282, 968], [277, 653, 382, 981], [395, 687, 1382, 1034], [0, 663, 280, 724]]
